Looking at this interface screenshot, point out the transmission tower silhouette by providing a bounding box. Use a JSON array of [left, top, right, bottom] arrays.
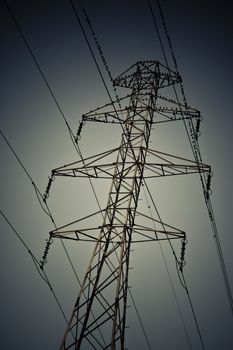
[[48, 60, 210, 349]]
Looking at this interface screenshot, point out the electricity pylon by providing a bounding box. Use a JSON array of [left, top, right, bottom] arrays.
[[49, 60, 210, 349]]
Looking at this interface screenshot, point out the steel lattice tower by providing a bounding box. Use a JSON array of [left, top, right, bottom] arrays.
[[49, 61, 210, 349]]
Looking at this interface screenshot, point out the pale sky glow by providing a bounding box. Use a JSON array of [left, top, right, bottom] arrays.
[[1, 1, 233, 349]]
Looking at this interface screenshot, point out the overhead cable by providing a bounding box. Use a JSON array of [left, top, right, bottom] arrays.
[[142, 182, 193, 350], [0, 208, 71, 331], [144, 180, 205, 350], [3, 2, 107, 343], [3, 0, 81, 158], [69, 2, 153, 347], [153, 0, 233, 318]]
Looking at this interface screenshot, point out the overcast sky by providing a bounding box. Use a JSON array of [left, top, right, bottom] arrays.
[[1, 1, 233, 349]]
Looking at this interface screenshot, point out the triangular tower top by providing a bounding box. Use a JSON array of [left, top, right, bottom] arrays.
[[113, 60, 181, 90]]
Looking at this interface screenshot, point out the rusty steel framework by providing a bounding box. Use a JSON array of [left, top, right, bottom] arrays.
[[49, 61, 210, 349]]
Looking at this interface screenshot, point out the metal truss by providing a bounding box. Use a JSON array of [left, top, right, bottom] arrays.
[[51, 61, 210, 349]]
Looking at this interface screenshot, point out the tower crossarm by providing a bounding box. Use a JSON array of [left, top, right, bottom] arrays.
[[50, 209, 186, 244], [79, 92, 201, 128], [56, 61, 193, 349], [52, 148, 211, 180], [82, 105, 200, 125]]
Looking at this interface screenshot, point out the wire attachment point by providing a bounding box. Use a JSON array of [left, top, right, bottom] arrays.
[[195, 118, 201, 139], [179, 237, 188, 272], [75, 120, 84, 143], [40, 236, 53, 270], [43, 172, 55, 202], [206, 171, 213, 200]]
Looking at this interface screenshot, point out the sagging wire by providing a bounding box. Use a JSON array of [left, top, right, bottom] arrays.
[[176, 262, 206, 350], [78, 0, 122, 109], [0, 208, 72, 335], [153, 0, 233, 318], [0, 126, 51, 221], [70, 4, 155, 347], [3, 0, 84, 277], [3, 1, 114, 343], [68, 4, 154, 346], [143, 180, 205, 349], [148, 0, 208, 340], [72, 3, 193, 347], [69, 0, 137, 158], [69, 0, 138, 221], [4, 1, 147, 346], [0, 124, 66, 275], [0, 125, 83, 340], [142, 181, 193, 350], [128, 288, 152, 350], [3, 0, 82, 161]]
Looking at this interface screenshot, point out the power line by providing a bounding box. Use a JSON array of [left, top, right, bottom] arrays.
[[69, 0, 132, 144], [3, 2, 108, 344], [78, 0, 122, 109], [0, 127, 84, 341], [0, 128, 41, 196], [2, 7, 106, 322], [128, 288, 152, 350], [142, 182, 193, 350], [69, 0, 114, 109], [3, 0, 84, 277], [0, 122, 80, 281], [0, 208, 71, 331], [0, 126, 51, 219], [69, 3, 195, 348], [143, 180, 205, 350], [3, 0, 105, 224], [178, 266, 206, 350], [147, 0, 196, 160], [3, 0, 81, 158], [69, 3, 154, 348], [153, 0, 233, 319], [3, 0, 224, 347], [0, 123, 108, 343]]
